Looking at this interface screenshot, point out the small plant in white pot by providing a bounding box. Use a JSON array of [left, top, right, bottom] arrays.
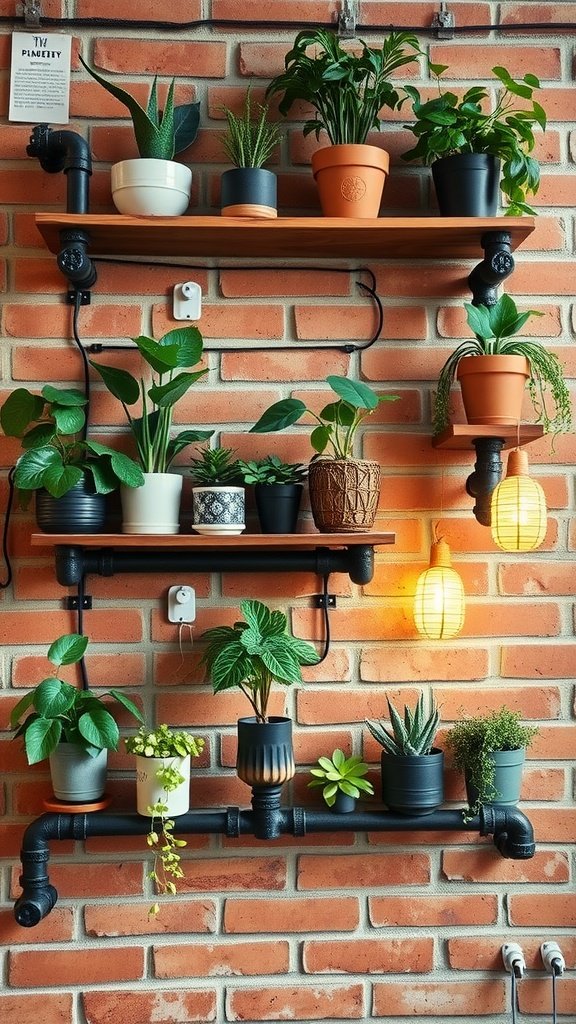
[[79, 55, 200, 216], [90, 326, 213, 534], [189, 446, 245, 535], [125, 724, 205, 914], [10, 634, 143, 803]]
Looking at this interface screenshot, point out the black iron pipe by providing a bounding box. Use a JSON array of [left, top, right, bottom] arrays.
[[14, 803, 535, 926], [26, 125, 92, 214], [54, 545, 375, 587], [466, 437, 505, 526], [467, 231, 514, 307]]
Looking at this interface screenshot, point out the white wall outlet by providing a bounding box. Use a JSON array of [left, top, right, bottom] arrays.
[[173, 281, 202, 320], [167, 585, 196, 623]]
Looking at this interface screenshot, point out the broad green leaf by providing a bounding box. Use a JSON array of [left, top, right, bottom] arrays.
[[465, 302, 493, 341], [149, 370, 208, 408], [33, 677, 77, 718], [48, 633, 88, 667], [52, 404, 85, 435], [10, 689, 36, 728], [90, 360, 140, 405], [166, 429, 213, 466], [310, 424, 330, 453], [20, 423, 57, 450], [210, 644, 252, 691], [42, 462, 84, 498], [332, 748, 345, 769], [260, 644, 302, 685], [0, 389, 44, 436], [174, 100, 201, 155], [134, 336, 179, 373], [241, 598, 275, 637], [339, 780, 360, 798], [326, 375, 379, 410], [42, 385, 87, 407], [24, 717, 62, 764], [78, 707, 120, 750], [159, 326, 204, 367], [250, 399, 306, 434], [13, 447, 64, 491]]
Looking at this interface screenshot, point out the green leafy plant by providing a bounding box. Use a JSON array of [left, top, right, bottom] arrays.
[[79, 55, 200, 160], [238, 456, 307, 485], [402, 63, 546, 214], [366, 692, 440, 756], [10, 634, 144, 764], [200, 599, 319, 723], [308, 748, 374, 807], [221, 87, 281, 168], [0, 384, 144, 501], [265, 27, 421, 145], [446, 706, 539, 817], [434, 294, 572, 437], [250, 376, 398, 460], [90, 326, 213, 475], [189, 446, 242, 485], [126, 724, 205, 915]]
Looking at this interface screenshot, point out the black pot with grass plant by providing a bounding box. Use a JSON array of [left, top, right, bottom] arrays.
[[220, 87, 281, 218], [366, 692, 443, 815]]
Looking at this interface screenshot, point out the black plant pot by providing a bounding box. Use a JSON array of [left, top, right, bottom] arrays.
[[331, 790, 357, 814], [431, 154, 501, 217], [380, 748, 444, 816], [236, 716, 295, 788], [221, 168, 277, 218], [35, 479, 106, 534], [254, 483, 303, 534]]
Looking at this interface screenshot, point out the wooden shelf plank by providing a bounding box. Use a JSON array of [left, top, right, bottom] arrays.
[[432, 424, 544, 450], [31, 531, 395, 549], [34, 214, 535, 260]]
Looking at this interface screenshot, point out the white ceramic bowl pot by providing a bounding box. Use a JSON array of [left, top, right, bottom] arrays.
[[111, 159, 192, 216]]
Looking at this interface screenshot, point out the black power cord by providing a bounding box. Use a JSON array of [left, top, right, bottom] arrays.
[[87, 261, 383, 354]]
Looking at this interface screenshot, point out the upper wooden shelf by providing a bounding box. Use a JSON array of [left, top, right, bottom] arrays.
[[433, 424, 544, 450], [34, 214, 535, 261], [31, 531, 395, 549]]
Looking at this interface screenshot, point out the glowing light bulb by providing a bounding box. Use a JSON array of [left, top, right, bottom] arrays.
[[414, 538, 465, 640], [491, 449, 547, 552]]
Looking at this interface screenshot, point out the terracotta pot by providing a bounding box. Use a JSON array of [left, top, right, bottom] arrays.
[[308, 458, 381, 533], [457, 355, 530, 426], [311, 144, 389, 218]]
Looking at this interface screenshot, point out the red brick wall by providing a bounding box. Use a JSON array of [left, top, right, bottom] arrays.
[[0, 2, 575, 1021]]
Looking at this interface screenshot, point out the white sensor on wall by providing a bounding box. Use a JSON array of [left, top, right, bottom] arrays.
[[167, 585, 196, 623], [173, 281, 202, 320]]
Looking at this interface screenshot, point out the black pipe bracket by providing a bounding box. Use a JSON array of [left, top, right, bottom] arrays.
[[53, 543, 377, 587], [466, 436, 505, 526], [468, 231, 514, 307], [14, 799, 536, 927]]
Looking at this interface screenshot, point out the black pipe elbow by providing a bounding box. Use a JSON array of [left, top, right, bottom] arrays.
[[14, 883, 58, 928], [480, 805, 536, 859], [27, 125, 92, 214]]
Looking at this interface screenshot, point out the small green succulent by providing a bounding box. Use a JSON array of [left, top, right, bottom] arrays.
[[238, 456, 307, 485], [189, 447, 243, 486], [366, 692, 440, 756], [308, 748, 374, 807]]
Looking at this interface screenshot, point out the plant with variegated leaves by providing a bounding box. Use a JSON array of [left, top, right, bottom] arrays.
[[366, 692, 439, 756]]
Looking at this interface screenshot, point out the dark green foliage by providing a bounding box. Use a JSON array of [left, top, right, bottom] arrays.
[[308, 748, 374, 806], [220, 88, 281, 168], [189, 447, 243, 486], [238, 456, 307, 485], [366, 692, 440, 756]]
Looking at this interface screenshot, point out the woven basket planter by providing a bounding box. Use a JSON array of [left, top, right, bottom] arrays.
[[308, 458, 381, 533]]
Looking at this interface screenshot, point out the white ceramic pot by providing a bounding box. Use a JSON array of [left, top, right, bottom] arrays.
[[192, 486, 245, 535], [121, 473, 183, 534], [49, 744, 108, 802], [135, 754, 191, 817], [111, 159, 192, 216]]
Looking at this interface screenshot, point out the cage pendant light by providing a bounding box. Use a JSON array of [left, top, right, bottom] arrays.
[[490, 448, 547, 552], [414, 537, 465, 640]]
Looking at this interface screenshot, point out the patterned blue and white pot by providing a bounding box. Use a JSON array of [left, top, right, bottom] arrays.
[[192, 486, 245, 535]]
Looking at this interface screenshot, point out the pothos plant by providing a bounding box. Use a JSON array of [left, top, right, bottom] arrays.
[[90, 326, 213, 475], [200, 599, 319, 723], [126, 724, 205, 915], [402, 63, 546, 215], [433, 294, 572, 437], [250, 376, 398, 460]]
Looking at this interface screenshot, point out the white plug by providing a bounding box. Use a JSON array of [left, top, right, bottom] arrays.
[[502, 942, 526, 979], [541, 941, 565, 976], [173, 281, 202, 320], [167, 585, 196, 623]]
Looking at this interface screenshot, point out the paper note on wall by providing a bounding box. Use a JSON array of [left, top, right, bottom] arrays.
[[9, 31, 71, 124]]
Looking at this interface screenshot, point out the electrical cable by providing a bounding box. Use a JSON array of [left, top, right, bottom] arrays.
[[75, 576, 90, 691], [70, 290, 91, 440], [87, 261, 383, 354], [552, 970, 557, 1024], [316, 573, 332, 664], [0, 466, 15, 589], [3, 15, 575, 34], [510, 970, 517, 1024]]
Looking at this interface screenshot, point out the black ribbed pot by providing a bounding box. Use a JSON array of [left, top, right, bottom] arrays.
[[35, 479, 106, 534], [236, 716, 295, 788], [431, 154, 500, 216], [254, 483, 303, 534], [381, 748, 444, 816], [220, 168, 277, 218]]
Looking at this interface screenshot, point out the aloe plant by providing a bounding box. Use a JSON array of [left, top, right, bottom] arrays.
[[79, 55, 200, 159], [366, 692, 439, 756], [189, 447, 242, 486]]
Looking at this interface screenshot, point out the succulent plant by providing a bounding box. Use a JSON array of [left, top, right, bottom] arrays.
[[308, 748, 374, 807], [189, 446, 243, 486], [366, 692, 439, 756]]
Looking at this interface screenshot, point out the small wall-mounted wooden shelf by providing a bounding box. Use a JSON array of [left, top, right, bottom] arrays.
[[432, 424, 545, 450], [34, 214, 535, 260]]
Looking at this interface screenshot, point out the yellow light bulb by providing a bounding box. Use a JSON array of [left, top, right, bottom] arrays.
[[414, 538, 465, 640], [491, 449, 547, 552]]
